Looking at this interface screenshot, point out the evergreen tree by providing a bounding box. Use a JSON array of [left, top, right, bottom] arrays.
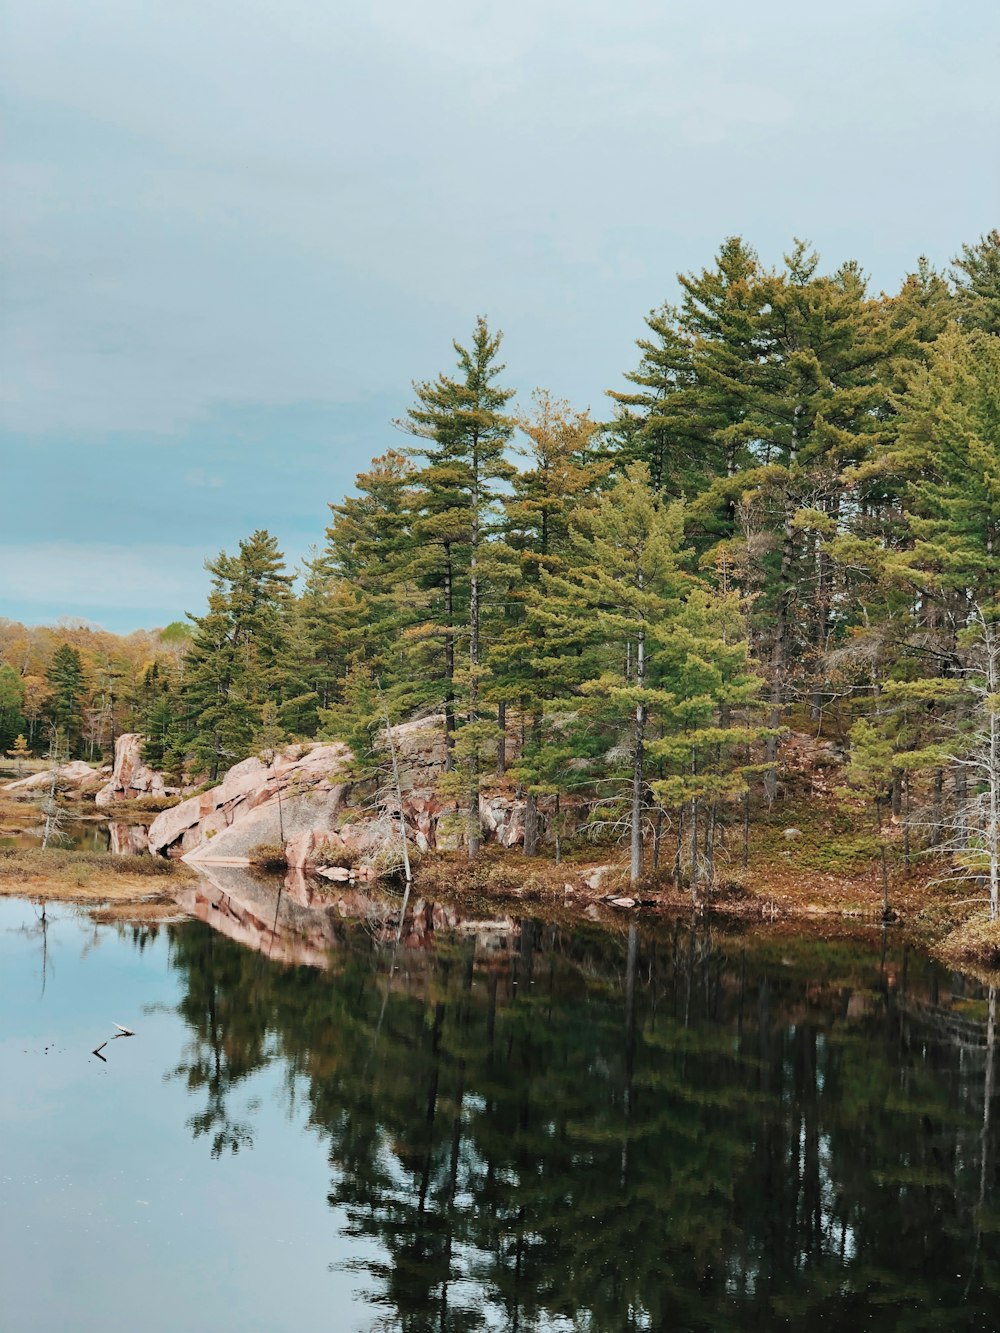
[[952, 229, 1000, 335], [181, 530, 294, 779], [605, 304, 704, 496], [315, 449, 418, 695], [885, 325, 1000, 614], [45, 643, 85, 753], [542, 465, 762, 884], [491, 392, 605, 843], [0, 662, 26, 753], [402, 318, 516, 854], [685, 244, 905, 793]]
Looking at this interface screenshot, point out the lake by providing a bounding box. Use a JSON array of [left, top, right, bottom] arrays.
[[3, 884, 1000, 1331]]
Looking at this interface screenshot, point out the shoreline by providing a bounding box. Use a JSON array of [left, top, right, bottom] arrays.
[[3, 841, 997, 978]]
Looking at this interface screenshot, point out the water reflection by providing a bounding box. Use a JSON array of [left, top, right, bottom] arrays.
[[160, 893, 1000, 1330], [0, 817, 111, 852]]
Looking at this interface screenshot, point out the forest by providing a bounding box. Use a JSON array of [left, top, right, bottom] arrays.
[[3, 231, 999, 900]]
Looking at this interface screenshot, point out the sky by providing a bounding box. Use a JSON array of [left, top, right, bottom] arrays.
[[1, 0, 998, 633]]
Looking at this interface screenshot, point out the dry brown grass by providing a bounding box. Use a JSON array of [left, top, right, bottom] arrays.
[[99, 794, 181, 821], [0, 847, 193, 903], [0, 790, 37, 834], [414, 845, 585, 899], [932, 911, 1000, 975]]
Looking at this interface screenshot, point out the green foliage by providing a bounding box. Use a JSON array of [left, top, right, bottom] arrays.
[[0, 663, 26, 752], [45, 643, 85, 751], [8, 228, 999, 890], [181, 530, 295, 779]]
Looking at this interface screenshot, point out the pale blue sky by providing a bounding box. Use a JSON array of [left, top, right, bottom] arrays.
[[2, 0, 998, 631]]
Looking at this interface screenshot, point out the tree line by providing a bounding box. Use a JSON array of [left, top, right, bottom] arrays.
[[4, 231, 999, 894]]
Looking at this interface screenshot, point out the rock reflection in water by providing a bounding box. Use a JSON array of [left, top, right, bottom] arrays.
[[175, 863, 516, 970], [107, 820, 149, 855], [162, 908, 1000, 1330]]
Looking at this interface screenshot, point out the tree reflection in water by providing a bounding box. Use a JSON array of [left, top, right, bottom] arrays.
[[162, 884, 1000, 1330]]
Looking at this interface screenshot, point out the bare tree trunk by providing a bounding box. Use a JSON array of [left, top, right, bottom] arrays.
[[496, 701, 506, 776], [931, 767, 944, 846], [674, 806, 684, 887], [523, 792, 538, 858], [652, 807, 664, 871]]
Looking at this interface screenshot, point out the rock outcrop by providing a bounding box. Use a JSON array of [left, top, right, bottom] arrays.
[[3, 760, 98, 792], [94, 733, 180, 808], [146, 717, 534, 872], [148, 741, 353, 861]]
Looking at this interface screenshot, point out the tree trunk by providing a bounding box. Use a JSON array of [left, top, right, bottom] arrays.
[[523, 792, 538, 858], [987, 621, 1000, 921], [630, 706, 645, 885], [704, 803, 716, 888], [674, 806, 684, 887], [496, 701, 506, 776], [764, 493, 796, 804], [443, 541, 456, 770], [652, 807, 664, 871], [467, 464, 482, 857], [931, 767, 944, 847], [630, 614, 646, 885]]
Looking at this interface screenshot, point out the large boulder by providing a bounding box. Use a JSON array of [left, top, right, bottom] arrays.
[[3, 760, 98, 792], [148, 741, 351, 861], [94, 733, 177, 808], [146, 718, 536, 872]]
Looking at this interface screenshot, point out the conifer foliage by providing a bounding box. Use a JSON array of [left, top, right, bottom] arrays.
[[7, 229, 1000, 899]]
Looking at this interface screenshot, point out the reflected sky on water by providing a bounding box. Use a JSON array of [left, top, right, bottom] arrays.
[[3, 885, 1000, 1331]]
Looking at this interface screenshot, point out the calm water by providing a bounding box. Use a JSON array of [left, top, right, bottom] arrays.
[[3, 882, 1000, 1331], [0, 818, 111, 853]]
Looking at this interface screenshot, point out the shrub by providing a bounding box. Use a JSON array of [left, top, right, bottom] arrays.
[[248, 843, 288, 872]]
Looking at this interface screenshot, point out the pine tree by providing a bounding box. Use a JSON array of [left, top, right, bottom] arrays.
[[952, 229, 1000, 335], [316, 449, 418, 694], [181, 530, 294, 779], [401, 318, 516, 854], [541, 465, 763, 884], [0, 662, 26, 753], [605, 305, 704, 497], [855, 325, 1000, 859], [45, 644, 85, 754], [887, 325, 1000, 613], [491, 391, 605, 844], [685, 243, 905, 794]]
